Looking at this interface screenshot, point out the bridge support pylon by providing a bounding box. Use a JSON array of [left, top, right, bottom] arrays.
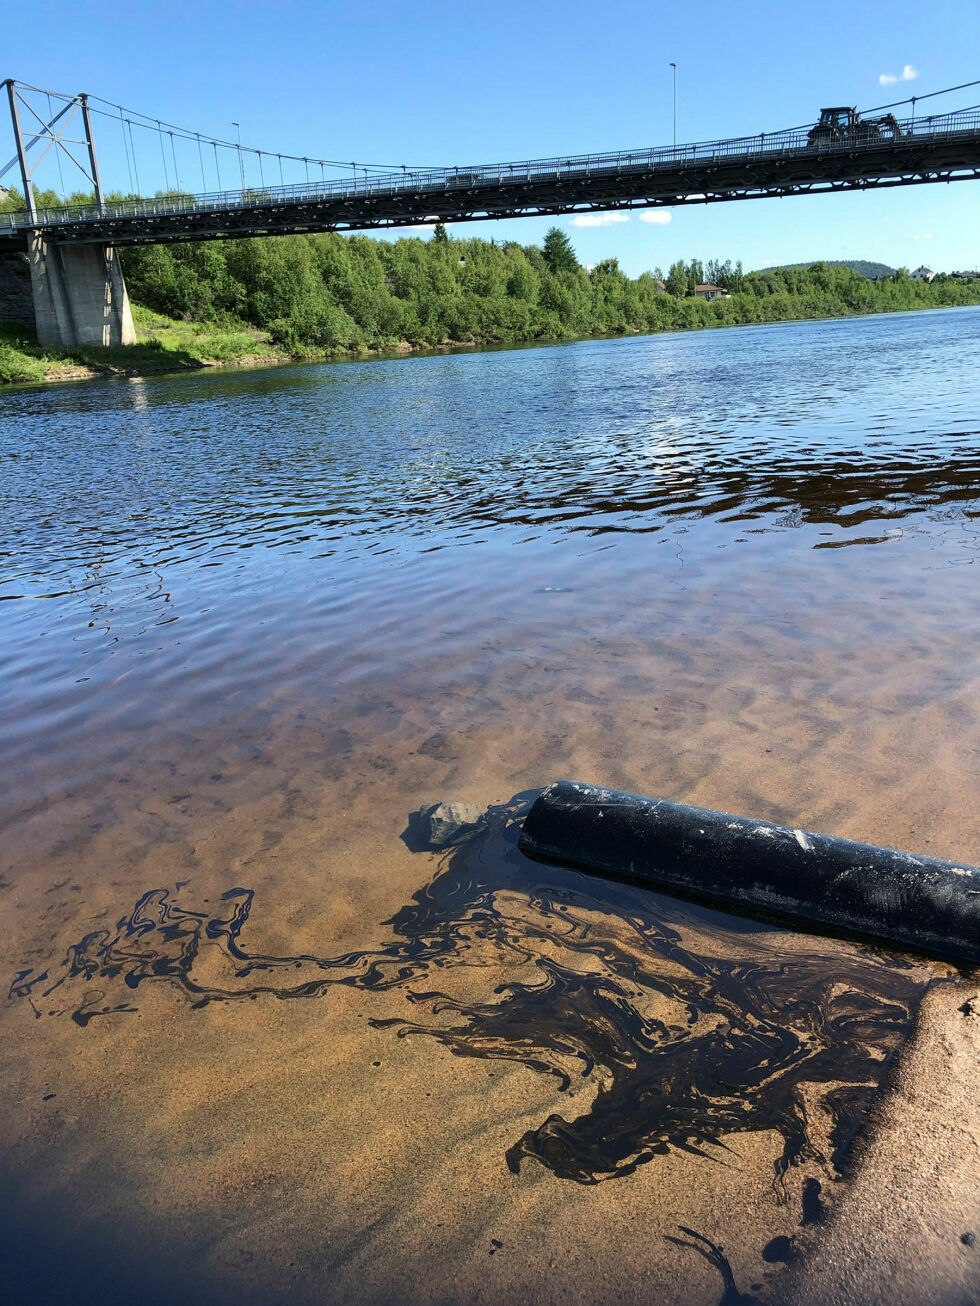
[[28, 235, 136, 348]]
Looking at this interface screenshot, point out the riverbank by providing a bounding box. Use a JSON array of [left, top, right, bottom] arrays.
[[783, 979, 980, 1306], [4, 292, 980, 389], [3, 229, 980, 387], [0, 306, 509, 386], [0, 308, 289, 386]]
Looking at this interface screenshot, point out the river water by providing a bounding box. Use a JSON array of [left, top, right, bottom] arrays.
[[1, 307, 979, 1304]]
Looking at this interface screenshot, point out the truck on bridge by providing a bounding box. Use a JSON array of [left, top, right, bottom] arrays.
[[807, 107, 906, 147]]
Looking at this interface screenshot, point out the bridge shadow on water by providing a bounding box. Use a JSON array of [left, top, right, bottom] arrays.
[[7, 790, 931, 1303]]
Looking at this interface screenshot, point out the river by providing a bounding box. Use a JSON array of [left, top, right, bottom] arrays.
[[1, 306, 979, 1304]]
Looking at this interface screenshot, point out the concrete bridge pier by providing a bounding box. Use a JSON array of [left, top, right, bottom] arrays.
[[28, 234, 136, 348]]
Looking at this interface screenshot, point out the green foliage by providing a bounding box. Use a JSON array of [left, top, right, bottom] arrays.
[[705, 258, 742, 290], [775, 259, 896, 280], [0, 322, 50, 383], [0, 310, 269, 386], [6, 224, 975, 386], [665, 260, 688, 297], [120, 236, 980, 360], [541, 226, 580, 274]]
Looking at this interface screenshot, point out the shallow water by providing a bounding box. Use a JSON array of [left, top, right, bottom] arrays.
[[1, 307, 979, 1304]]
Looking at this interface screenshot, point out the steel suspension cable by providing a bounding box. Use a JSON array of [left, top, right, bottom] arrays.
[[44, 91, 69, 202], [157, 120, 170, 191], [127, 118, 141, 194], [863, 77, 980, 117], [119, 105, 135, 194], [169, 131, 180, 191]]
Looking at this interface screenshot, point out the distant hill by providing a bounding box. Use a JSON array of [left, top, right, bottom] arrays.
[[761, 260, 897, 280]]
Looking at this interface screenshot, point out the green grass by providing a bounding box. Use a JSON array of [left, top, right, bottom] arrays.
[[129, 306, 271, 362], [0, 309, 279, 386], [0, 323, 60, 384]]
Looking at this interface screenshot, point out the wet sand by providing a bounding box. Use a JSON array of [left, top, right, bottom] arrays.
[[784, 981, 980, 1306], [2, 572, 977, 1304]]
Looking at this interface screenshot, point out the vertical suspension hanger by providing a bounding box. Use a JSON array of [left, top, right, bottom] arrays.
[[120, 105, 135, 195], [157, 120, 170, 191], [47, 91, 68, 206], [169, 131, 180, 191], [128, 119, 142, 195]]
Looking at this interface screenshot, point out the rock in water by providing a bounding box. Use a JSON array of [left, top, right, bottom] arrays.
[[420, 801, 484, 849]]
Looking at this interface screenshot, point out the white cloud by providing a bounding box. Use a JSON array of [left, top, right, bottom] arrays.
[[879, 64, 919, 85], [913, 233, 934, 241], [639, 210, 672, 225], [568, 212, 630, 228]]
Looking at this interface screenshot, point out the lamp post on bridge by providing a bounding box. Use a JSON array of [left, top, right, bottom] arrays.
[[670, 63, 677, 148]]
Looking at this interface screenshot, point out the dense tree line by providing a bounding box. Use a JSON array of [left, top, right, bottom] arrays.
[[120, 230, 980, 354], [3, 188, 978, 353]]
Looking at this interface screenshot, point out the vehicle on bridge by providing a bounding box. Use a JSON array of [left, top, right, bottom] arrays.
[[807, 107, 906, 148]]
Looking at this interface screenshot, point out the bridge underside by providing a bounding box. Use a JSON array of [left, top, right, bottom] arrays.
[[3, 136, 978, 249]]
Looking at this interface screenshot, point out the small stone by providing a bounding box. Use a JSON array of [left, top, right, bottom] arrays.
[[961, 1231, 976, 1247], [421, 801, 484, 849]]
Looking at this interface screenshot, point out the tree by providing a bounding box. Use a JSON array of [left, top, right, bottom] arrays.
[[665, 260, 688, 297], [706, 258, 736, 289], [687, 259, 704, 294], [432, 222, 449, 244], [542, 226, 580, 273], [590, 257, 621, 277]]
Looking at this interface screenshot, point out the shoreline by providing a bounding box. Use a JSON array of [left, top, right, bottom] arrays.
[[782, 979, 980, 1305], [3, 299, 978, 390]]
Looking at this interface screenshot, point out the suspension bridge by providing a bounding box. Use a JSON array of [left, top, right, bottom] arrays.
[[3, 77, 980, 349]]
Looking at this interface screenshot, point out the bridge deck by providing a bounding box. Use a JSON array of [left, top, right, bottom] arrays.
[[2, 110, 979, 248]]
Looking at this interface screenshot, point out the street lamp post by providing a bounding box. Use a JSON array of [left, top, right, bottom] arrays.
[[232, 121, 246, 191], [670, 63, 677, 148]]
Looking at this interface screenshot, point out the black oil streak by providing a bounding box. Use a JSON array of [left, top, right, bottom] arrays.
[[801, 1176, 825, 1226], [762, 1234, 795, 1264], [664, 1227, 759, 1305], [10, 793, 928, 1192]]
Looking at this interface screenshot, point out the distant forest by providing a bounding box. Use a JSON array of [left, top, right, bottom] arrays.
[[773, 259, 897, 279], [2, 187, 979, 355]]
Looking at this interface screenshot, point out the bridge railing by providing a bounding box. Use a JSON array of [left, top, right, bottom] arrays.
[[2, 108, 979, 233]]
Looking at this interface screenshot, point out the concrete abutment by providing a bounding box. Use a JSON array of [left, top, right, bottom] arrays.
[[28, 235, 136, 348]]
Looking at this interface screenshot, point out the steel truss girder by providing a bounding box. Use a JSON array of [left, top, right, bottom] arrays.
[[1, 137, 979, 249]]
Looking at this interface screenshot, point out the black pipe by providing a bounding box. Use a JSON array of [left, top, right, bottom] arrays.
[[518, 781, 980, 965]]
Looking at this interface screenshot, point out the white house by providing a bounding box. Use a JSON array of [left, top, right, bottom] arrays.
[[911, 266, 936, 283]]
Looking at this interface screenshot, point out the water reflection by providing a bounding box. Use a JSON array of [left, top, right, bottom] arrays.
[[2, 310, 979, 605]]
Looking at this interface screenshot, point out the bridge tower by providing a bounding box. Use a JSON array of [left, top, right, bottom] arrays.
[[4, 80, 136, 348]]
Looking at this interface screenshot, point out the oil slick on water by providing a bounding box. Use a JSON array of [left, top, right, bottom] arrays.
[[11, 792, 930, 1196]]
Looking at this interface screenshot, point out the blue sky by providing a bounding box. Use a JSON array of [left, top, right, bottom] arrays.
[[5, 0, 979, 273]]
